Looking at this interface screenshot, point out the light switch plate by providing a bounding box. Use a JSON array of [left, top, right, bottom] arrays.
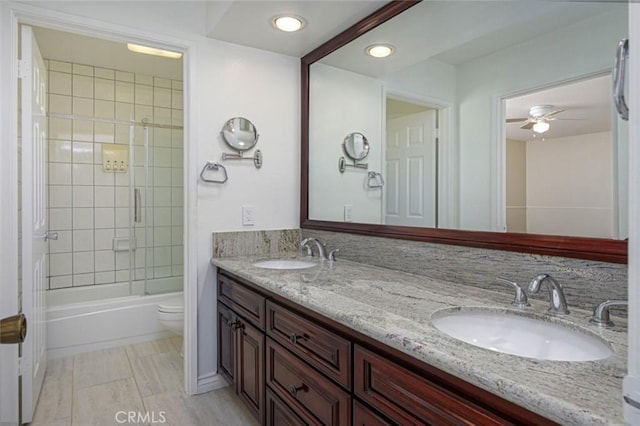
[[242, 205, 255, 226], [344, 205, 353, 222]]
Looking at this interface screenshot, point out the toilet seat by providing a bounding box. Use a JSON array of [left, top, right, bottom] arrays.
[[157, 296, 184, 313]]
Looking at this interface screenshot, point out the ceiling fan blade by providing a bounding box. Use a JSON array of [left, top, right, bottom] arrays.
[[506, 117, 529, 123], [520, 122, 535, 130], [543, 109, 565, 119]]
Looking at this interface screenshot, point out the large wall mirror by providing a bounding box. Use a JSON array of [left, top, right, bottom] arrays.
[[301, 0, 628, 263]]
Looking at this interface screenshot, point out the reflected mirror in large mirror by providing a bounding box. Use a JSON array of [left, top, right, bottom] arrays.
[[302, 0, 628, 262]]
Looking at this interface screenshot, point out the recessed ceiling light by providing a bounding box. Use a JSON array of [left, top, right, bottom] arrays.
[[366, 44, 394, 58], [127, 43, 182, 59], [273, 15, 305, 32]]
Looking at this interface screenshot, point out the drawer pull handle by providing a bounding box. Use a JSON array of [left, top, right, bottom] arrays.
[[231, 321, 244, 330], [289, 334, 305, 344], [288, 384, 308, 396]]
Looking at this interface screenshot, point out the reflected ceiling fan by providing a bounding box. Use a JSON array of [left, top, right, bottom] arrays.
[[506, 105, 565, 133]]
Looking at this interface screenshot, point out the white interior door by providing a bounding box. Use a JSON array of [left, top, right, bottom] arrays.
[[385, 110, 437, 227], [20, 24, 48, 424]]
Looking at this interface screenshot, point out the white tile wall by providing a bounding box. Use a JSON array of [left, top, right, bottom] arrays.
[[47, 59, 183, 291]]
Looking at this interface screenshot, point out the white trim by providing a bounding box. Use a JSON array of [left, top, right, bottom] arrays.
[[197, 372, 230, 394], [2, 2, 200, 397], [0, 3, 20, 424], [624, 3, 640, 423], [492, 69, 612, 234]]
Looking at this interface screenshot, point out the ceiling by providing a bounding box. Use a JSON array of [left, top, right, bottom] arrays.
[[31, 0, 389, 80], [205, 1, 388, 57], [505, 75, 613, 142]]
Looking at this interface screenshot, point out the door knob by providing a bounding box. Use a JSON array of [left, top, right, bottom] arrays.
[[0, 313, 27, 344]]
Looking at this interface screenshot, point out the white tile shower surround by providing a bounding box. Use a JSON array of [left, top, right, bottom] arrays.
[[45, 59, 184, 291], [28, 337, 257, 426]]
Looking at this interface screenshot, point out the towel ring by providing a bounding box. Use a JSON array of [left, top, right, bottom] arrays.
[[200, 162, 228, 184]]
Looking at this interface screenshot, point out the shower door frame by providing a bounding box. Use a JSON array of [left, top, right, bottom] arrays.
[[0, 3, 199, 397]]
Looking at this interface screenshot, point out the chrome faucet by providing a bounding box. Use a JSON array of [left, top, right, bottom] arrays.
[[528, 274, 570, 316], [589, 300, 628, 327], [496, 278, 530, 309], [300, 238, 329, 261]]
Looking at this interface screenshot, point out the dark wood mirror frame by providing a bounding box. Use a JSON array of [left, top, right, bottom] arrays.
[[300, 0, 627, 264]]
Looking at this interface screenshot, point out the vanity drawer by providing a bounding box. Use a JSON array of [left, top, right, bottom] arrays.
[[266, 388, 306, 426], [354, 345, 509, 426], [353, 400, 392, 426], [267, 338, 351, 425], [267, 301, 351, 389], [218, 272, 265, 330]]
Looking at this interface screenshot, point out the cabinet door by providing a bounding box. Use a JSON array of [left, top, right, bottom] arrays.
[[217, 302, 236, 384], [237, 320, 265, 423]]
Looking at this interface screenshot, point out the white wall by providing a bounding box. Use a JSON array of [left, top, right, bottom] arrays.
[[309, 63, 382, 224], [2, 1, 300, 389], [456, 8, 627, 231], [526, 131, 614, 238]]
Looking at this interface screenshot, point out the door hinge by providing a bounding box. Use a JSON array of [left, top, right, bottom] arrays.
[[17, 60, 29, 79], [17, 357, 24, 375], [433, 127, 440, 139]]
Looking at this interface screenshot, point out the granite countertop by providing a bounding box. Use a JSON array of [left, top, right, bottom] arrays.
[[211, 254, 627, 425]]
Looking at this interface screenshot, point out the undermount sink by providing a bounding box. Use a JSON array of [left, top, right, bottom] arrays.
[[431, 308, 613, 362], [252, 259, 317, 270]]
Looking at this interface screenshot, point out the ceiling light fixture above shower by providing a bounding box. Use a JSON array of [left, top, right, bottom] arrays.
[[127, 43, 182, 59]]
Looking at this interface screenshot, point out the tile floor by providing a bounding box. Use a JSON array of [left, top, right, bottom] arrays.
[[29, 337, 258, 426]]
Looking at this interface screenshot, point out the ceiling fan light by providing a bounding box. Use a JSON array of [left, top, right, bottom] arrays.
[[533, 121, 550, 134]]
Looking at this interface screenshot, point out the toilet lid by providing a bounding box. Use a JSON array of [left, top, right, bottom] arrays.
[[158, 296, 184, 313]]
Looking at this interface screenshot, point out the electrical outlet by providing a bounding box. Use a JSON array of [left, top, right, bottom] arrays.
[[242, 206, 255, 226], [344, 204, 353, 222]]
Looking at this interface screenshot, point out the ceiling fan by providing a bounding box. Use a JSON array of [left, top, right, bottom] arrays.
[[506, 105, 565, 133]]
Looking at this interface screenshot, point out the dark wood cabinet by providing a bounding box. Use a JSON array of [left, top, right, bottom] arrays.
[[217, 273, 266, 423], [354, 345, 508, 425], [217, 302, 237, 384], [217, 268, 557, 426], [266, 388, 306, 426], [237, 320, 265, 421], [266, 300, 351, 389], [352, 400, 391, 426], [266, 339, 351, 425]]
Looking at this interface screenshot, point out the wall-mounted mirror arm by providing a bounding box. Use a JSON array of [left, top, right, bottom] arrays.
[[338, 156, 368, 173], [222, 150, 263, 169]]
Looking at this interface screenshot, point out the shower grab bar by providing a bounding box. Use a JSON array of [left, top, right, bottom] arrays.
[[134, 188, 142, 223], [200, 162, 229, 184]]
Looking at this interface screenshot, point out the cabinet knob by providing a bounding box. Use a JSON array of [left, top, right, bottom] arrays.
[[289, 333, 305, 344], [288, 384, 307, 397]]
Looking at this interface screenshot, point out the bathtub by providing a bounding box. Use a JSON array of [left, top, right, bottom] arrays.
[[46, 277, 183, 359]]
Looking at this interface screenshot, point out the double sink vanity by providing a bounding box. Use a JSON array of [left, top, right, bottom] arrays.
[[212, 246, 627, 425]]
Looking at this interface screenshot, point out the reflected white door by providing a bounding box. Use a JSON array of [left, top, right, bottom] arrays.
[[20, 24, 48, 424], [385, 110, 437, 226]]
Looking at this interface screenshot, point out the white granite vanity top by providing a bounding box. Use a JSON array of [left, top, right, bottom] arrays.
[[211, 255, 627, 425]]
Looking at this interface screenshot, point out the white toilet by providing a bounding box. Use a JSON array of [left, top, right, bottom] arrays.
[[157, 295, 184, 336]]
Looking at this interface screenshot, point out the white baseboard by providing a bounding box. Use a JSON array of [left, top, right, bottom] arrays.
[[196, 372, 230, 394]]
